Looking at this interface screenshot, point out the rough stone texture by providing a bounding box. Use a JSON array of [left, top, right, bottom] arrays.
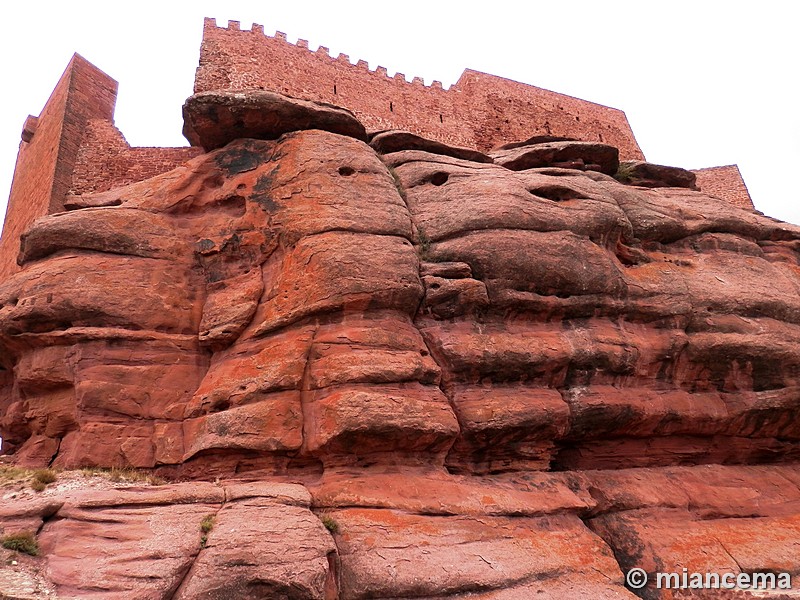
[[617, 160, 698, 189], [491, 139, 620, 174], [2, 59, 800, 599], [195, 19, 645, 158], [183, 90, 368, 150], [693, 164, 755, 210], [369, 130, 493, 163]]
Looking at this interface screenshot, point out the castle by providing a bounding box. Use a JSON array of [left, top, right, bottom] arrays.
[[0, 17, 752, 280]]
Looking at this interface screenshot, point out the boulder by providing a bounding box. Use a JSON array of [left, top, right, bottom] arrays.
[[491, 139, 620, 174], [370, 129, 493, 163], [616, 159, 698, 188], [182, 89, 367, 150]]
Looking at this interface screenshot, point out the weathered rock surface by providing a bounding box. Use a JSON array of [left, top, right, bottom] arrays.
[[183, 89, 368, 150], [370, 129, 494, 163], [2, 90, 800, 598], [617, 159, 698, 189], [491, 139, 620, 174]]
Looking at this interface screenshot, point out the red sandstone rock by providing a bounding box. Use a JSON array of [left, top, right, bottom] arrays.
[[4, 65, 800, 600], [617, 159, 698, 188], [182, 89, 367, 150], [491, 139, 620, 174], [370, 129, 494, 163]]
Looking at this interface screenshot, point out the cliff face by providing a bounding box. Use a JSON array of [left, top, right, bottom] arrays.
[[2, 90, 800, 599]]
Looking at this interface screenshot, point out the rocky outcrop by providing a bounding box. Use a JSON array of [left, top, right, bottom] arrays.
[[183, 90, 368, 150], [369, 130, 493, 163], [490, 139, 620, 174], [2, 89, 800, 598], [616, 159, 698, 189]]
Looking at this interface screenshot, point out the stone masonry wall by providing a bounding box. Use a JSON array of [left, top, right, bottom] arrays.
[[69, 119, 202, 196], [0, 58, 201, 280], [0, 55, 117, 280], [195, 18, 646, 158], [693, 165, 754, 210]]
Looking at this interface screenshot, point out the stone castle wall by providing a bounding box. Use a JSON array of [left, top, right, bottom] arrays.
[[0, 55, 116, 279], [195, 18, 645, 158], [0, 57, 200, 279], [692, 165, 754, 211]]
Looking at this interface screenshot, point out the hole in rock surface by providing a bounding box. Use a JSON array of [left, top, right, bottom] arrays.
[[529, 185, 588, 202], [338, 166, 356, 177], [430, 172, 449, 186]]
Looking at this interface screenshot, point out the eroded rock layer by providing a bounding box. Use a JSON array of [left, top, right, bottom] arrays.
[[1, 90, 800, 599]]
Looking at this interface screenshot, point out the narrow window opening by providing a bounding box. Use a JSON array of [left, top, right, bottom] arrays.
[[333, 84, 337, 95], [390, 102, 394, 112], [439, 114, 443, 123]]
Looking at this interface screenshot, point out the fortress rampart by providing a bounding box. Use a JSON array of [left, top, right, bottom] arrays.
[[196, 19, 645, 158]]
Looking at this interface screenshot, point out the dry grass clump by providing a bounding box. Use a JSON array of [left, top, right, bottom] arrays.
[[0, 466, 58, 492], [1, 531, 39, 556], [79, 466, 165, 486]]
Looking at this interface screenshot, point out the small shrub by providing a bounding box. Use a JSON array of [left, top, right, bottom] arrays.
[[30, 480, 47, 493], [200, 514, 215, 534], [33, 469, 57, 485], [321, 515, 339, 534], [199, 514, 215, 548], [1, 532, 39, 556]]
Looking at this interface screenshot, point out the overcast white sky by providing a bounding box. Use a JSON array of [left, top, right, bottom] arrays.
[[1, 1, 798, 225]]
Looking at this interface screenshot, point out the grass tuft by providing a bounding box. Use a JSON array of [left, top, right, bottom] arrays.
[[387, 166, 407, 202], [199, 514, 215, 548], [0, 466, 58, 491], [200, 514, 215, 534], [0, 466, 32, 483], [80, 466, 165, 486], [321, 515, 339, 534], [417, 226, 431, 260], [614, 162, 637, 183], [1, 532, 39, 556], [33, 469, 57, 485]]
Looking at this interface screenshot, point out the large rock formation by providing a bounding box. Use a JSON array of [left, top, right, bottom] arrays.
[[2, 90, 800, 599]]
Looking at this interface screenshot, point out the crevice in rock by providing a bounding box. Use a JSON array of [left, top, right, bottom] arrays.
[[166, 482, 226, 600], [299, 325, 322, 459], [46, 437, 62, 468], [716, 538, 744, 574]]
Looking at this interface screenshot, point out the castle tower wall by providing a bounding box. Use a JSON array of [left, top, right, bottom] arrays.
[[0, 54, 117, 279], [692, 165, 754, 210], [0, 56, 201, 280]]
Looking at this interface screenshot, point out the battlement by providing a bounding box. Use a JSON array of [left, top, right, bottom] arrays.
[[201, 18, 448, 90], [195, 18, 646, 158]]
